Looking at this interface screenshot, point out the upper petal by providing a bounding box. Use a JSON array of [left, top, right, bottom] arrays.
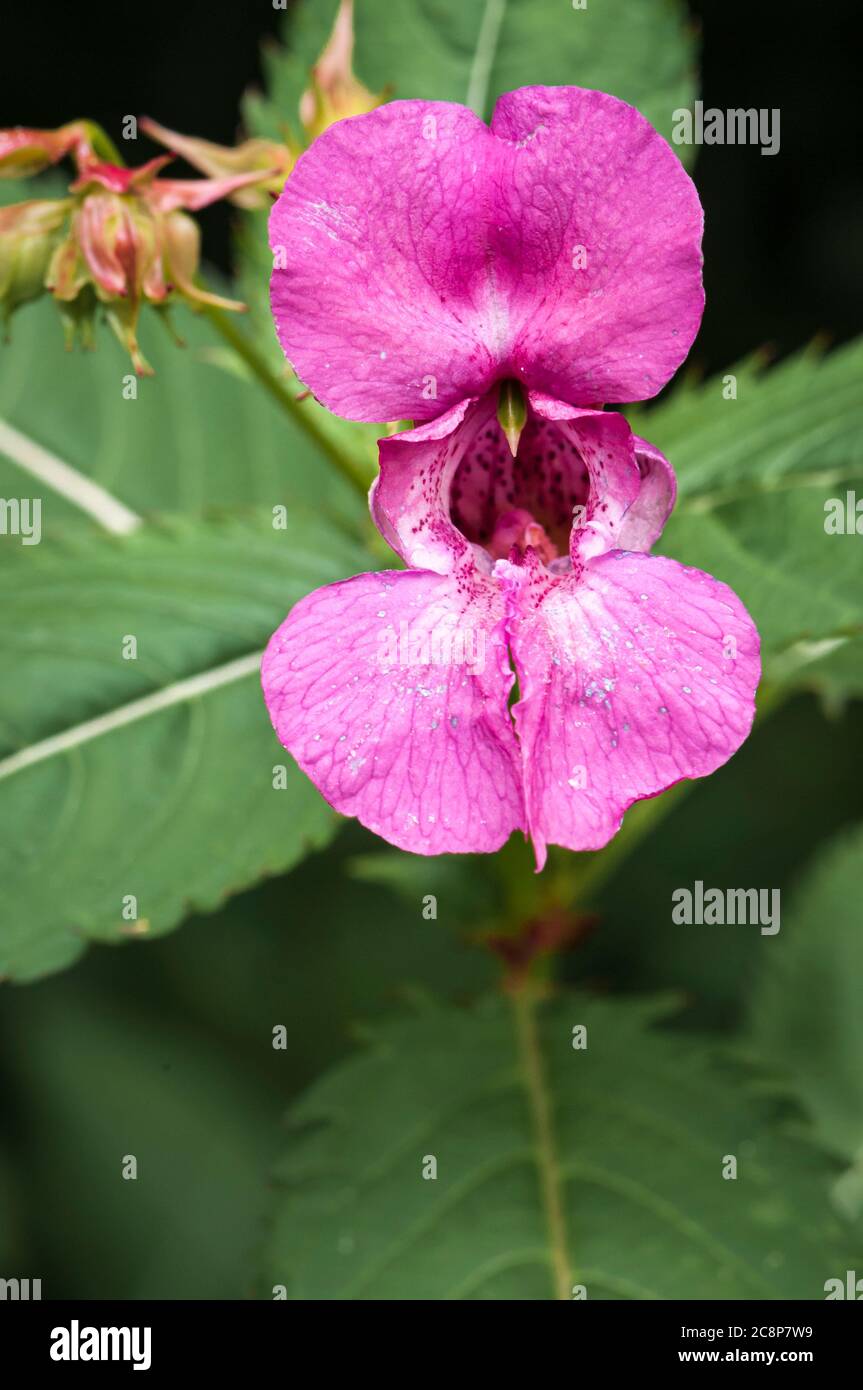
[[270, 100, 499, 423], [491, 87, 704, 406], [269, 87, 703, 421], [499, 548, 760, 868], [262, 567, 524, 855]]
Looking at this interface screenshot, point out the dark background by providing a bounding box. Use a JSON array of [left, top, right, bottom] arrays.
[[2, 0, 861, 373]]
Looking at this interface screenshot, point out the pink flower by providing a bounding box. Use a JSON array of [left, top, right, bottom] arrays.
[[262, 87, 760, 864]]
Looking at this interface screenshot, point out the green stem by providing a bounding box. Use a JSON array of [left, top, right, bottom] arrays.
[[511, 986, 573, 1301], [201, 303, 373, 498]]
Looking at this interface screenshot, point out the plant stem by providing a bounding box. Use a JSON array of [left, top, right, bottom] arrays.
[[201, 303, 374, 498], [511, 985, 573, 1301]]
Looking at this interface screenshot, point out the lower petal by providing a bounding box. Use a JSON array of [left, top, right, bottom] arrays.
[[262, 568, 524, 855], [501, 549, 760, 866]]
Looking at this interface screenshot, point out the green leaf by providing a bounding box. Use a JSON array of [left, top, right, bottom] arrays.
[[635, 341, 863, 683], [248, 0, 695, 139], [765, 635, 863, 715], [745, 824, 863, 1177], [0, 276, 363, 527], [0, 513, 367, 981], [260, 991, 851, 1299], [634, 342, 863, 500]]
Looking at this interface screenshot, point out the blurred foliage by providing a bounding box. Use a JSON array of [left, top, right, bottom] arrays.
[[260, 992, 853, 1300], [246, 0, 696, 140], [745, 823, 863, 1177], [0, 833, 492, 1295]]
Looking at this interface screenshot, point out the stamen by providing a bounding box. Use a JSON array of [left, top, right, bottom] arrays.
[[488, 508, 558, 564]]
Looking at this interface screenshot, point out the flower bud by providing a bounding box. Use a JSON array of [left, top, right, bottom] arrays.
[[0, 126, 271, 372], [299, 0, 384, 141], [0, 198, 69, 324], [41, 192, 153, 371], [139, 118, 293, 208]]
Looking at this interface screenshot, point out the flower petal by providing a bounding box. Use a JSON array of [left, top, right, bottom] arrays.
[[269, 87, 703, 421], [527, 395, 675, 559], [498, 548, 760, 867], [70, 157, 173, 195], [270, 99, 498, 422], [140, 117, 293, 206], [526, 396, 641, 567], [148, 169, 280, 213], [262, 568, 524, 855], [621, 433, 677, 552], [373, 394, 667, 578], [0, 122, 94, 176], [491, 86, 704, 405], [372, 396, 492, 572]]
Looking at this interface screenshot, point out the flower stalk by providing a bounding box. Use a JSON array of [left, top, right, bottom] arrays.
[[201, 300, 375, 496]]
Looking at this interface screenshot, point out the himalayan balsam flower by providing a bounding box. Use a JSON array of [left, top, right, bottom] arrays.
[[262, 87, 761, 866]]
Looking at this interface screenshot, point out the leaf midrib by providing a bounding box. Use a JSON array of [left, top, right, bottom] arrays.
[[0, 651, 263, 784]]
